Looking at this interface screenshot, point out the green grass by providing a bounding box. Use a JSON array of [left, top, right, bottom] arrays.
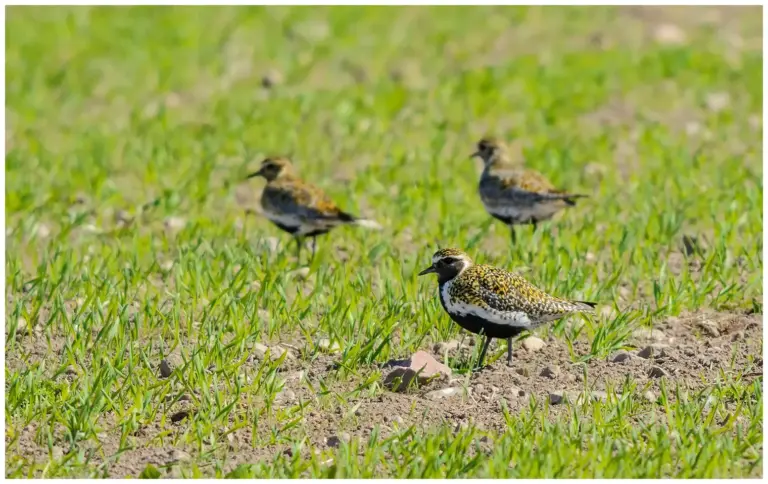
[[5, 5, 763, 478]]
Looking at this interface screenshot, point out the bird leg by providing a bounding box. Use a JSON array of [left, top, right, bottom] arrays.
[[531, 221, 538, 233], [310, 237, 317, 260], [509, 226, 517, 245], [294, 237, 303, 262], [506, 337, 513, 366], [475, 336, 492, 371]]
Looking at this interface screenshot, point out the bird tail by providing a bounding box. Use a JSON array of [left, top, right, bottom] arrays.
[[571, 300, 597, 312], [561, 193, 589, 206], [338, 211, 382, 230]]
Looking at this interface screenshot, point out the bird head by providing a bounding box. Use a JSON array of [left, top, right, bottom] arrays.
[[418, 248, 473, 283], [247, 157, 294, 181], [470, 137, 509, 166]]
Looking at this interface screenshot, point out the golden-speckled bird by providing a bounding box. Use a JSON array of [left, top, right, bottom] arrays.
[[247, 157, 381, 260], [419, 248, 595, 369], [472, 137, 588, 244]]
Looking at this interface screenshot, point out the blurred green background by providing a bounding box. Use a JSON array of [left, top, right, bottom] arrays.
[[5, 6, 763, 478]]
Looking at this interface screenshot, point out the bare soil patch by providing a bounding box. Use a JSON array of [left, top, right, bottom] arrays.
[[7, 307, 760, 477]]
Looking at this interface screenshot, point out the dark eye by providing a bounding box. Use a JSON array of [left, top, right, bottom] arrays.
[[441, 257, 458, 265]]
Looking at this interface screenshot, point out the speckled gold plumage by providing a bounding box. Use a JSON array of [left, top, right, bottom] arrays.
[[446, 259, 594, 321], [419, 248, 595, 369]]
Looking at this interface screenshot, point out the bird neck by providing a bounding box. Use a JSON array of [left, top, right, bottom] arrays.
[[484, 153, 517, 171], [437, 261, 471, 285], [270, 171, 298, 183]]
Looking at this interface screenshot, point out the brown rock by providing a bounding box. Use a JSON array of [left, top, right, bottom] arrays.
[[522, 336, 546, 352], [384, 351, 452, 391]]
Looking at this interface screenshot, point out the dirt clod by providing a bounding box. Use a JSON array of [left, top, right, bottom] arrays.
[[638, 345, 666, 359], [158, 359, 173, 378], [648, 366, 670, 378], [612, 351, 633, 363], [697, 319, 721, 337], [540, 365, 560, 379], [170, 411, 190, 423]]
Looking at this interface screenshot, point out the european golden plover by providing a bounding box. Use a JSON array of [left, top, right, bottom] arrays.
[[472, 137, 588, 244], [419, 248, 595, 369], [247, 157, 381, 260]]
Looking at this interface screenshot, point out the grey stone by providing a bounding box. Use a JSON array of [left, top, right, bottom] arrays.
[[159, 359, 173, 378], [425, 387, 461, 400]]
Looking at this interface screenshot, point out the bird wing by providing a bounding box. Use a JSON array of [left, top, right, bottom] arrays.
[[472, 265, 556, 313], [262, 179, 344, 222], [497, 168, 566, 195]]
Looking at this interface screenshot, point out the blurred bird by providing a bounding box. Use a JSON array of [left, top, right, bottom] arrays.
[[472, 137, 588, 244], [247, 157, 381, 260], [419, 248, 595, 369]]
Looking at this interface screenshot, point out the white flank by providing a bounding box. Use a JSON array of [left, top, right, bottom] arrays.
[[263, 210, 339, 236], [354, 219, 382, 230], [484, 201, 560, 222], [263, 211, 303, 229], [441, 279, 533, 328]]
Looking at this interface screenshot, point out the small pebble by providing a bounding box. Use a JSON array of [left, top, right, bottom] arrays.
[[318, 338, 341, 353], [52, 446, 64, 460], [164, 216, 186, 231], [515, 367, 531, 377], [15, 318, 28, 335], [705, 92, 730, 113], [549, 391, 568, 405], [540, 365, 560, 379], [426, 387, 461, 400], [612, 351, 633, 363], [171, 450, 191, 461], [654, 23, 686, 45], [159, 359, 173, 378], [637, 346, 655, 360], [643, 390, 657, 403], [648, 366, 669, 378], [522, 336, 546, 352]]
